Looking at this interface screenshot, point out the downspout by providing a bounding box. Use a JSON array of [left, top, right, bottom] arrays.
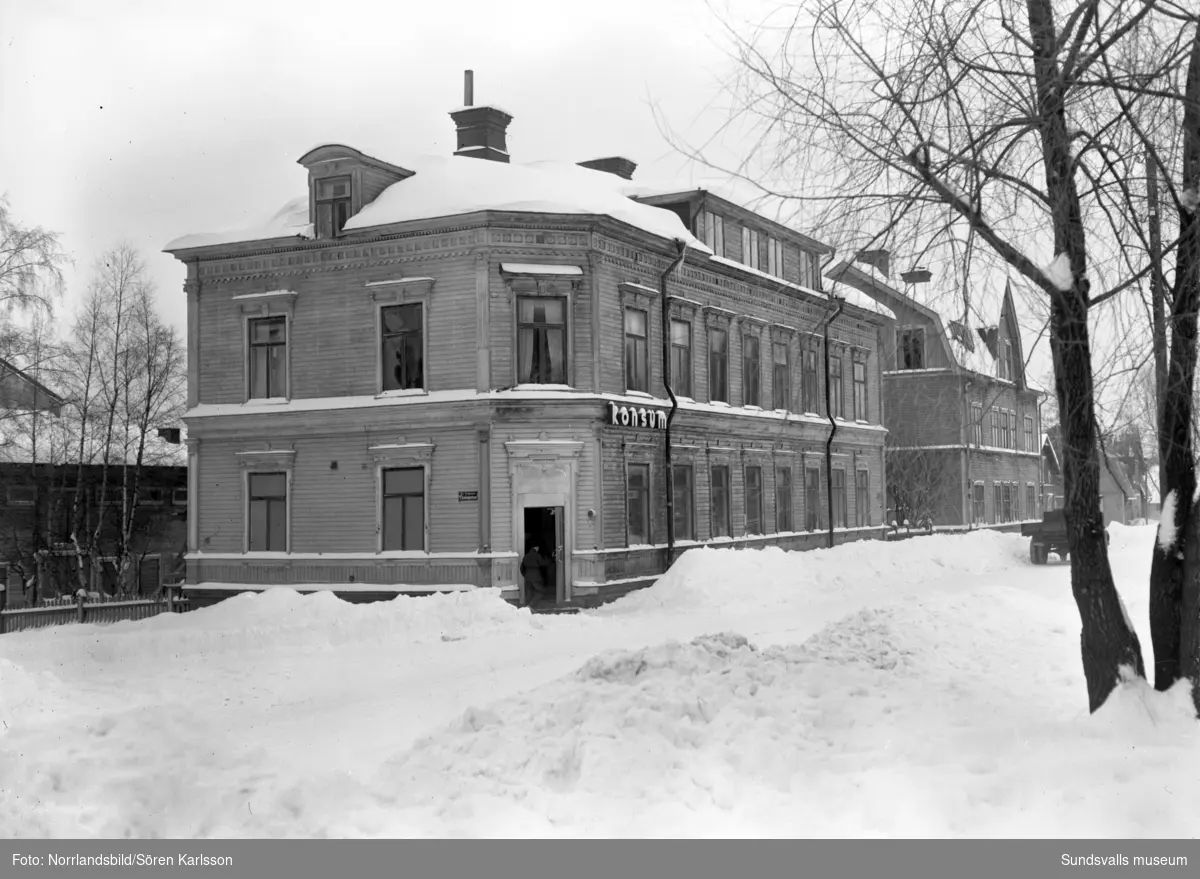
[[661, 239, 689, 566], [818, 296, 846, 549]]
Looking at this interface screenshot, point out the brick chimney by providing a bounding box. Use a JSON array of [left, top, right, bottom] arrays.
[[449, 70, 512, 163], [856, 248, 890, 276], [578, 157, 637, 180]]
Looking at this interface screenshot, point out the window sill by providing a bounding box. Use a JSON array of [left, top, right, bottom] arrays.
[[626, 390, 653, 399], [244, 397, 290, 406], [511, 383, 577, 392], [375, 388, 428, 400], [744, 404, 763, 411], [709, 400, 731, 407]]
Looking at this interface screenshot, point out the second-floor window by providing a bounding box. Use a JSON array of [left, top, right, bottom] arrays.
[[381, 303, 424, 392], [772, 342, 789, 410], [625, 308, 649, 393], [315, 176, 351, 238], [741, 227, 761, 270], [249, 316, 287, 400], [670, 319, 692, 397], [829, 355, 844, 418], [1024, 416, 1034, 452], [898, 328, 925, 370], [709, 328, 728, 403], [1008, 411, 1018, 450], [972, 403, 983, 445], [853, 360, 867, 420], [802, 348, 820, 414], [703, 211, 725, 257], [517, 297, 567, 385], [743, 334, 761, 407]]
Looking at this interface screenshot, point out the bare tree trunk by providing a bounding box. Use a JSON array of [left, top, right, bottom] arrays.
[[1027, 0, 1146, 709]]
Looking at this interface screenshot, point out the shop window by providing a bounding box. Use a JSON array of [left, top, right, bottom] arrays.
[[626, 463, 651, 546]]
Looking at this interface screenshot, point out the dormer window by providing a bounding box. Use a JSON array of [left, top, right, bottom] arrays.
[[316, 176, 352, 238]]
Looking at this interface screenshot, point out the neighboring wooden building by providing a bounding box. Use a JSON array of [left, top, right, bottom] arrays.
[[827, 256, 1044, 528], [1041, 429, 1142, 524], [165, 78, 894, 609], [0, 462, 188, 607]]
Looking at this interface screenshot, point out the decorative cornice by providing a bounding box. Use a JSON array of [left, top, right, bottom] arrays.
[[235, 447, 296, 470]]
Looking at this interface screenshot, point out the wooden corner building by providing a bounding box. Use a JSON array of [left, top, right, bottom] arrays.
[[166, 74, 895, 609]]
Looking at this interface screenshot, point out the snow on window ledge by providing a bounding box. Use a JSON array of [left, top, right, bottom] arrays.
[[509, 383, 579, 392], [375, 388, 428, 400], [245, 397, 289, 406], [626, 390, 653, 399]]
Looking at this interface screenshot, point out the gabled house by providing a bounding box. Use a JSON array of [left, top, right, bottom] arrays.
[[827, 254, 1044, 527], [1041, 427, 1141, 525], [164, 73, 895, 610]]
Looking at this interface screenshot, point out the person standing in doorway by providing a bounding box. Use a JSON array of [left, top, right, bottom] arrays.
[[519, 543, 549, 605]]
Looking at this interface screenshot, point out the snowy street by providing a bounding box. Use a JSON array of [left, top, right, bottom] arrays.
[[2, 524, 1197, 838]]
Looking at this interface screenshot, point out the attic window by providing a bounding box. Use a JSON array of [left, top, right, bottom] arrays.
[[1001, 340, 1014, 381], [316, 176, 352, 238], [898, 327, 925, 370]]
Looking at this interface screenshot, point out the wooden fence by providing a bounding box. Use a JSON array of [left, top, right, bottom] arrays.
[[0, 588, 190, 635]]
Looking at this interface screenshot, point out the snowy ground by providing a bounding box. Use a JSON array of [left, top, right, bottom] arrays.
[[2, 524, 1197, 838]]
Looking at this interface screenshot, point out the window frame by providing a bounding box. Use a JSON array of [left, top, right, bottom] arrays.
[[804, 465, 822, 531], [897, 327, 926, 370], [829, 354, 844, 419], [972, 481, 986, 524], [378, 301, 427, 394], [852, 359, 868, 421], [742, 332, 761, 408], [776, 464, 794, 532], [993, 482, 1002, 524], [315, 174, 353, 239], [1026, 483, 1037, 521], [710, 464, 732, 538], [767, 237, 784, 278], [247, 314, 289, 401], [626, 461, 652, 546], [745, 464, 764, 535], [672, 463, 695, 541], [741, 226, 761, 271], [246, 471, 289, 553], [515, 292, 570, 387], [6, 485, 35, 506], [172, 487, 189, 506], [772, 340, 790, 411], [855, 468, 870, 527], [971, 403, 983, 446], [831, 467, 847, 528], [1024, 416, 1034, 453], [702, 210, 725, 257], [624, 306, 650, 394], [802, 346, 821, 414], [670, 317, 693, 399], [380, 465, 428, 552], [709, 326, 729, 403]]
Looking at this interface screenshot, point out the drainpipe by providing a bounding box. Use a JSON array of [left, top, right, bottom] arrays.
[[818, 296, 846, 549], [661, 239, 689, 566]]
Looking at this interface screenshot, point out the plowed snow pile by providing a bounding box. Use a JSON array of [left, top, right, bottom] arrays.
[[3, 525, 1196, 838]]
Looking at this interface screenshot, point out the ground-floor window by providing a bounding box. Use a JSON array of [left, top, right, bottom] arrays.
[[1026, 483, 1037, 520], [711, 465, 731, 537], [248, 472, 287, 551], [673, 464, 694, 540], [805, 466, 821, 530], [626, 462, 651, 546], [831, 468, 847, 528], [745, 465, 763, 534], [972, 482, 986, 524], [382, 467, 425, 551], [993, 482, 1002, 524], [776, 466, 793, 532], [855, 469, 870, 527], [1000, 483, 1014, 523]]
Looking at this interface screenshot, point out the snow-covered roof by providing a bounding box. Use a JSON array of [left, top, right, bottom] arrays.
[[947, 331, 997, 376], [165, 196, 313, 252], [166, 155, 710, 256], [344, 155, 709, 252]]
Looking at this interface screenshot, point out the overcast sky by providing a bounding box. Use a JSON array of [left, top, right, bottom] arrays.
[[2, 0, 752, 337]]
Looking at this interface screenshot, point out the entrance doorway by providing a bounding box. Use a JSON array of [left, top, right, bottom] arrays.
[[521, 506, 563, 607]]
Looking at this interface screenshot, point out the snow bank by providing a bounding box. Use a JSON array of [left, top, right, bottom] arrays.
[[601, 529, 1029, 615]]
